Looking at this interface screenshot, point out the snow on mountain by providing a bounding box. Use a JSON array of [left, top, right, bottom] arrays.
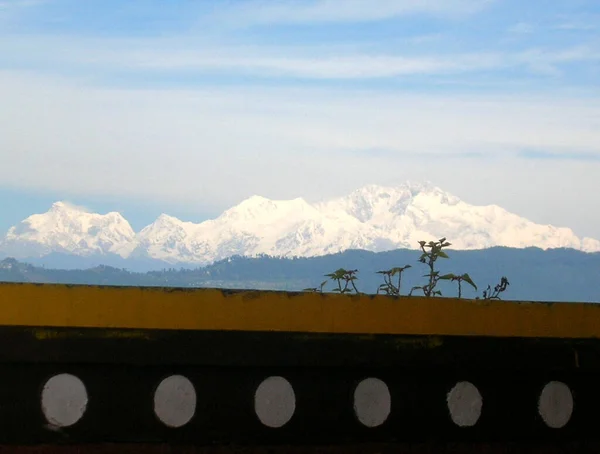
[[316, 182, 600, 253], [130, 195, 339, 263], [2, 183, 599, 265], [0, 201, 135, 258], [127, 213, 200, 262]]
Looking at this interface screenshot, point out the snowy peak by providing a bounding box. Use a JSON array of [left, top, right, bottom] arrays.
[[1, 183, 599, 265], [218, 195, 317, 224], [318, 181, 460, 224], [1, 201, 135, 258], [48, 201, 85, 213], [135, 213, 197, 245], [144, 213, 193, 231]]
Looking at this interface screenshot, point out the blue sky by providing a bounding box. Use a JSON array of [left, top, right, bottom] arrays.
[[1, 0, 599, 237]]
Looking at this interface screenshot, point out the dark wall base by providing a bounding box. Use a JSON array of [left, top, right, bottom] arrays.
[[0, 327, 598, 447], [0, 363, 597, 445], [2, 442, 600, 454]]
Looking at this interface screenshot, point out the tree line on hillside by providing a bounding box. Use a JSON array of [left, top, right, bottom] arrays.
[[1, 246, 599, 302]]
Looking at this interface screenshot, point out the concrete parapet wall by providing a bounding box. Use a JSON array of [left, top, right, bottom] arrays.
[[0, 282, 598, 452], [0, 282, 599, 338]]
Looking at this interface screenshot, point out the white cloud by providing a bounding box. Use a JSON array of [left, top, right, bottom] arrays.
[[1, 1, 599, 242], [507, 22, 534, 35], [516, 46, 600, 75], [4, 32, 599, 82], [553, 13, 600, 32], [213, 0, 493, 25], [0, 0, 44, 10], [132, 47, 599, 79], [55, 201, 91, 213], [556, 22, 597, 31], [1, 71, 600, 237], [0, 0, 44, 26], [123, 51, 506, 78]]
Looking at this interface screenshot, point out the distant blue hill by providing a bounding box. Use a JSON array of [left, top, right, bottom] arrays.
[[1, 247, 599, 303], [19, 252, 177, 272]]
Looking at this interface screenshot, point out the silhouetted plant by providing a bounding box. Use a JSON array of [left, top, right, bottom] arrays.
[[376, 265, 412, 296], [304, 237, 508, 300], [409, 238, 451, 297], [303, 280, 328, 293], [482, 276, 510, 300], [439, 273, 477, 298], [325, 268, 360, 294]]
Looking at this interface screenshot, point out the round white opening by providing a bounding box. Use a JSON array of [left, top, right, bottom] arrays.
[[538, 381, 573, 429], [41, 373, 88, 427], [254, 376, 295, 428], [353, 377, 391, 427], [447, 381, 482, 427], [154, 375, 197, 428]]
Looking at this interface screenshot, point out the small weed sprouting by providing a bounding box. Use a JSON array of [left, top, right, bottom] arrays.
[[439, 273, 478, 299], [376, 265, 412, 296], [409, 238, 451, 297], [303, 280, 328, 293], [305, 237, 509, 300], [324, 268, 360, 294], [481, 276, 510, 300]]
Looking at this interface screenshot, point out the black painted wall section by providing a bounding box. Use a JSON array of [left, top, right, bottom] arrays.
[[0, 363, 597, 445], [1, 327, 599, 369], [0, 327, 597, 447]]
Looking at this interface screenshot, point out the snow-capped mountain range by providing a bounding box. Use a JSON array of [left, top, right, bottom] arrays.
[[1, 182, 599, 266]]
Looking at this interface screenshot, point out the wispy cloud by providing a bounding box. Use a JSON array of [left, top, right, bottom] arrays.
[[213, 0, 494, 26], [1, 70, 599, 203], [518, 150, 600, 162], [342, 148, 490, 160], [1, 0, 600, 238], [507, 22, 534, 35], [553, 13, 600, 32], [0, 0, 44, 9], [54, 201, 91, 213], [517, 46, 600, 76], [0, 1, 597, 85], [2, 70, 599, 236], [3, 31, 598, 81], [132, 46, 600, 79], [0, 0, 44, 25], [119, 50, 505, 78]]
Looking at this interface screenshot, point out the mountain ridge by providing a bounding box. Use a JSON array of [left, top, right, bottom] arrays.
[[1, 182, 599, 266], [2, 247, 599, 303]]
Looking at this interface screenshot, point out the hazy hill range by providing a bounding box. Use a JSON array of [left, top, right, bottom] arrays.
[[1, 182, 598, 271], [2, 247, 599, 303]]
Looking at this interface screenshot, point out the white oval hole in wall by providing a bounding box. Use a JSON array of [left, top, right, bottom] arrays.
[[446, 381, 482, 427], [538, 381, 573, 429], [353, 377, 391, 427], [154, 375, 197, 428], [254, 376, 295, 428], [41, 373, 88, 427]]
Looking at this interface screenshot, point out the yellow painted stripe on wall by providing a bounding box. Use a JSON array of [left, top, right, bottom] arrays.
[[0, 283, 597, 338]]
